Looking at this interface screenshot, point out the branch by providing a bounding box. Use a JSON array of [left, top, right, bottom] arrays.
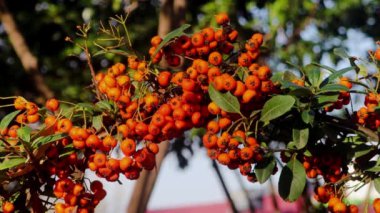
[[321, 114, 379, 142], [0, 0, 54, 99]]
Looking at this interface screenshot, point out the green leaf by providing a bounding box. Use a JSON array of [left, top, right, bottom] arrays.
[[311, 62, 335, 73], [93, 49, 131, 57], [304, 64, 322, 87], [77, 103, 94, 110], [208, 84, 241, 114], [301, 110, 314, 124], [279, 157, 306, 202], [374, 178, 380, 194], [17, 126, 32, 142], [92, 115, 103, 131], [0, 110, 20, 130], [333, 48, 350, 59], [255, 156, 276, 183], [292, 128, 309, 149], [260, 95, 295, 124], [316, 94, 339, 106], [95, 100, 114, 112], [283, 71, 298, 82], [190, 127, 206, 138], [236, 67, 248, 81], [321, 66, 355, 86], [319, 84, 349, 93], [0, 158, 26, 170], [32, 133, 67, 148], [288, 87, 313, 97], [152, 24, 191, 58]]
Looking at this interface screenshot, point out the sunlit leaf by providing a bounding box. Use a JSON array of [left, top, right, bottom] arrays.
[[260, 95, 295, 124], [208, 84, 241, 114]]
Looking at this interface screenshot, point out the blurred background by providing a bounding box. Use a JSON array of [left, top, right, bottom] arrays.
[[1, 0, 380, 212]]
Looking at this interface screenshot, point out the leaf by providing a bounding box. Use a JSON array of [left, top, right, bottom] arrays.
[[319, 84, 349, 93], [92, 115, 103, 131], [283, 71, 298, 81], [374, 178, 380, 194], [32, 133, 67, 148], [77, 103, 94, 110], [321, 66, 355, 86], [255, 156, 276, 183], [0, 110, 20, 130], [152, 24, 191, 58], [304, 64, 321, 87], [260, 95, 295, 124], [288, 87, 313, 97], [311, 62, 336, 73], [208, 84, 241, 114], [17, 126, 32, 142], [0, 158, 26, 170], [292, 128, 309, 149], [301, 110, 314, 124], [95, 100, 114, 112], [333, 48, 350, 59], [93, 49, 131, 57], [279, 157, 306, 202], [316, 94, 339, 106]]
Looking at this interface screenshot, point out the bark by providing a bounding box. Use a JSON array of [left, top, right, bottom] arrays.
[[0, 0, 53, 99], [127, 0, 186, 212]]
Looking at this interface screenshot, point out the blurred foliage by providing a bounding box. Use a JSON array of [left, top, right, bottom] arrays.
[[0, 0, 379, 102]]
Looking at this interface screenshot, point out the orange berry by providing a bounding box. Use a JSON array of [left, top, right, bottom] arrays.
[[245, 75, 261, 90], [151, 35, 162, 47], [157, 71, 172, 87], [120, 138, 136, 156], [217, 153, 231, 165], [27, 114, 39, 123], [85, 134, 101, 149], [2, 201, 14, 213], [233, 81, 246, 96], [208, 51, 223, 66], [57, 118, 73, 133], [238, 53, 252, 67], [25, 102, 38, 115], [46, 98, 60, 111], [215, 13, 230, 25], [120, 157, 133, 171], [93, 152, 107, 168], [147, 142, 159, 154], [14, 96, 27, 110], [207, 120, 220, 134], [242, 89, 257, 103], [201, 27, 215, 43], [333, 202, 347, 213], [191, 32, 205, 47], [374, 48, 380, 60]]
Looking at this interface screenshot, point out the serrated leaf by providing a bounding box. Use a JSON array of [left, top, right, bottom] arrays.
[[333, 48, 350, 58], [0, 110, 20, 130], [0, 158, 26, 170], [255, 156, 276, 183], [260, 95, 295, 124], [152, 24, 191, 58], [208, 84, 241, 114], [292, 128, 309, 149], [279, 158, 306, 202], [32, 133, 67, 148], [17, 126, 32, 142], [92, 115, 103, 131]]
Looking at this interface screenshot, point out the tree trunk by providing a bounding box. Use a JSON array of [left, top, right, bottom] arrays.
[[0, 0, 54, 100]]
